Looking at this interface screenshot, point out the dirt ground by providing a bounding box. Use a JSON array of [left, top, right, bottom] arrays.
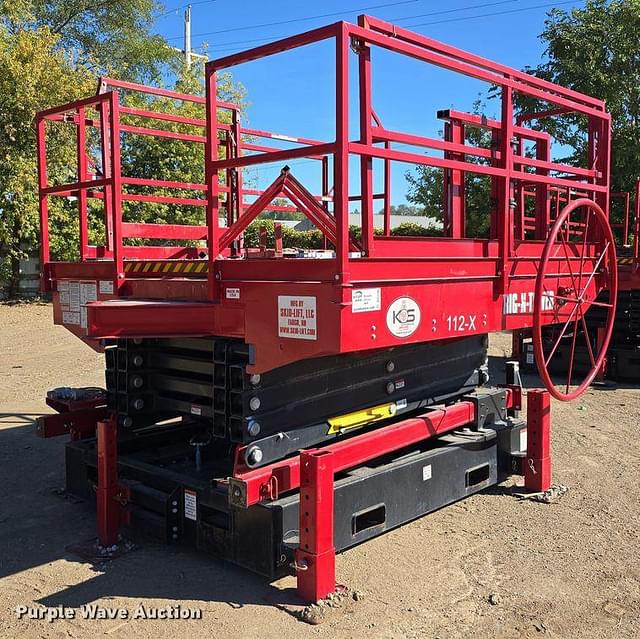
[[0, 302, 638, 639]]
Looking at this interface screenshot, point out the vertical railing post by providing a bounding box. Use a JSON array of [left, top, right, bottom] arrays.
[[225, 130, 235, 230], [99, 97, 114, 255], [498, 81, 514, 292], [205, 66, 221, 301], [524, 390, 551, 492], [489, 128, 499, 240], [623, 192, 630, 246], [96, 416, 120, 547], [36, 116, 51, 292], [233, 108, 243, 222], [445, 118, 465, 239], [77, 106, 89, 261], [334, 22, 351, 284], [634, 179, 640, 273], [357, 23, 374, 256], [108, 91, 124, 284], [296, 450, 336, 603], [382, 143, 391, 237], [322, 156, 330, 250], [534, 136, 551, 240]]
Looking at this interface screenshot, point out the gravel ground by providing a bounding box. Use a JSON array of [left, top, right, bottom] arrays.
[[0, 302, 638, 638]]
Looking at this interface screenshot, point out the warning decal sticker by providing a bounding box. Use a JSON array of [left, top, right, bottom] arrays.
[[278, 296, 317, 340], [184, 489, 197, 521]]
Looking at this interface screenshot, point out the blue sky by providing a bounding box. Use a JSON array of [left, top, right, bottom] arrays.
[[154, 0, 586, 208]]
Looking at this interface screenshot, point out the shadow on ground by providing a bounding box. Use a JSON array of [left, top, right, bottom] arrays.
[[0, 415, 298, 610]]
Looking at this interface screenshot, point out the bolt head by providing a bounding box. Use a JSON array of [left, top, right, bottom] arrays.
[[248, 447, 263, 465], [249, 396, 261, 411], [386, 381, 395, 395], [132, 399, 144, 410], [385, 360, 395, 373], [249, 374, 261, 386], [248, 421, 261, 437]]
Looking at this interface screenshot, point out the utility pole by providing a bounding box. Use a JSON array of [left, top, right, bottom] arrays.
[[184, 4, 192, 68], [173, 4, 207, 68]]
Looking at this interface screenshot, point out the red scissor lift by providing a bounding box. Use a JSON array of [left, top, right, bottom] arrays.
[[37, 16, 617, 602]]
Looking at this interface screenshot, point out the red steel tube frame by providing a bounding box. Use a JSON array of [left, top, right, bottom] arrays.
[[290, 387, 548, 603], [230, 389, 515, 508], [204, 14, 611, 301]]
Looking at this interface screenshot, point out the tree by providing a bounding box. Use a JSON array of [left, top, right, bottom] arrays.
[[0, 1, 172, 296], [521, 0, 640, 202], [376, 204, 425, 217]]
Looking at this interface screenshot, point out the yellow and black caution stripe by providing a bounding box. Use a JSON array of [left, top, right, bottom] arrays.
[[327, 401, 398, 435], [123, 261, 208, 275], [617, 257, 634, 265]]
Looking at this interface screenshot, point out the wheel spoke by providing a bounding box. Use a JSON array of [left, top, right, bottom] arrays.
[[566, 308, 581, 395], [583, 299, 613, 309], [544, 299, 581, 368], [554, 294, 613, 309], [578, 241, 611, 300], [580, 313, 597, 368]]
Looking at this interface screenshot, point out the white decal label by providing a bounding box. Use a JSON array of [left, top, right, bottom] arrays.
[[503, 291, 554, 315], [58, 280, 70, 292], [184, 489, 197, 521], [520, 430, 528, 453], [80, 282, 97, 329], [422, 465, 432, 481], [62, 311, 80, 325], [59, 291, 70, 309], [99, 280, 114, 295], [225, 287, 240, 300], [352, 287, 381, 313], [386, 297, 421, 338], [69, 282, 81, 312], [278, 296, 317, 340], [396, 398, 408, 410], [190, 405, 202, 416]]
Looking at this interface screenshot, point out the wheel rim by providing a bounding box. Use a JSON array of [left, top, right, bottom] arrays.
[[533, 198, 618, 401]]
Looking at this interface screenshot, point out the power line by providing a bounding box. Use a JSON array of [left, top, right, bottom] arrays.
[[200, 0, 524, 51], [157, 0, 218, 19], [164, 0, 424, 41], [404, 0, 577, 27]]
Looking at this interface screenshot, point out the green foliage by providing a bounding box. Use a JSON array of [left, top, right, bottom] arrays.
[[518, 1, 640, 212], [0, 0, 172, 81], [0, 23, 95, 291], [241, 219, 443, 250], [377, 203, 425, 217], [243, 220, 325, 250], [391, 222, 443, 237], [0, 2, 243, 296]]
